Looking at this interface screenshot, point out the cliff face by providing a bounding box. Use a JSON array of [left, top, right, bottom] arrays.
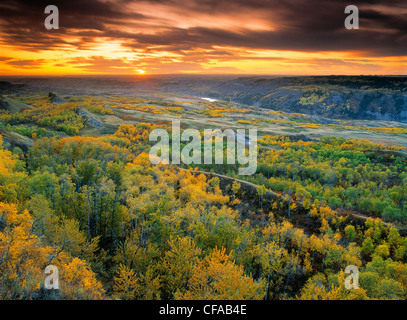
[[191, 76, 407, 122], [48, 92, 67, 104], [0, 128, 33, 152], [0, 95, 33, 114], [77, 107, 105, 128]]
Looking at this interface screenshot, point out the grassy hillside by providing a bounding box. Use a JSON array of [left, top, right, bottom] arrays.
[[0, 96, 34, 114]]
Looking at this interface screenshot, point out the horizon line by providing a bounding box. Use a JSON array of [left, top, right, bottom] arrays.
[[1, 73, 406, 78]]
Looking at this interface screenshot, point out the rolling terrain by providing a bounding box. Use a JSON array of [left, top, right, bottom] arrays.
[[2, 75, 406, 122], [1, 75, 407, 300]]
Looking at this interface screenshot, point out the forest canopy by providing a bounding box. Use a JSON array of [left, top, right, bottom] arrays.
[[1, 90, 407, 300]]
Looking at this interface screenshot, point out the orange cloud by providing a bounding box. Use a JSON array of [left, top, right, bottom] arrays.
[[0, 0, 405, 75]]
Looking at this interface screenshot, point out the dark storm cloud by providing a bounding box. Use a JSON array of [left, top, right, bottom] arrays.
[[0, 0, 406, 56], [0, 0, 146, 50]]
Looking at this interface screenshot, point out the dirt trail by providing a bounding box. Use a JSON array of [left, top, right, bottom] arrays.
[[180, 168, 407, 234], [178, 168, 279, 200]]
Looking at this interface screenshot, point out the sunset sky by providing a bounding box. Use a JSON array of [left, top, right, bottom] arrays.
[[0, 0, 406, 75]]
